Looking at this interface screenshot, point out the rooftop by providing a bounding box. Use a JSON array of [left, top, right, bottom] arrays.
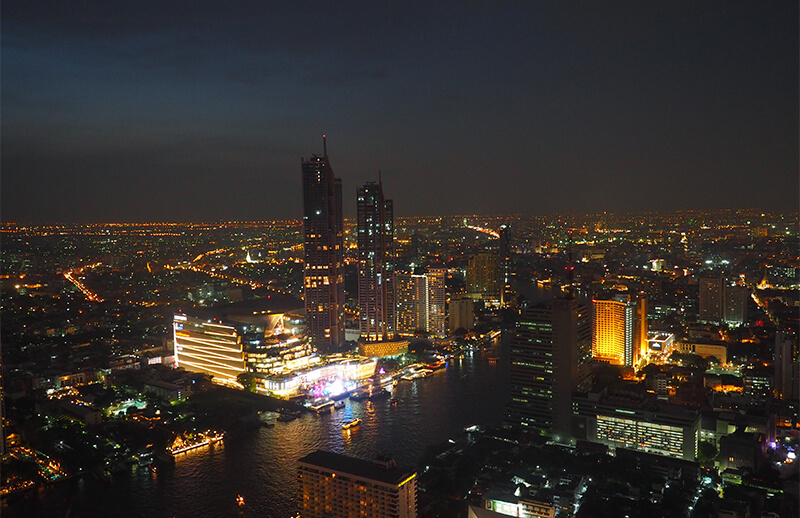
[[298, 450, 416, 486]]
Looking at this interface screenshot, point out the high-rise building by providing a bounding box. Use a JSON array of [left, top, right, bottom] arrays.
[[498, 224, 513, 307], [302, 137, 345, 352], [698, 277, 723, 323], [395, 272, 428, 336], [449, 296, 474, 332], [592, 293, 646, 368], [357, 180, 395, 341], [394, 268, 446, 338], [466, 252, 500, 301], [0, 340, 5, 456], [508, 296, 591, 439], [298, 450, 417, 518], [723, 285, 748, 326], [427, 268, 447, 338], [775, 330, 799, 401]]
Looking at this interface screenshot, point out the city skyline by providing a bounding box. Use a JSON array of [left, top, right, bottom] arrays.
[[2, 2, 798, 224]]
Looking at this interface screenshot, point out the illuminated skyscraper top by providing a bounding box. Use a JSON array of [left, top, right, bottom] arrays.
[[302, 136, 345, 352]]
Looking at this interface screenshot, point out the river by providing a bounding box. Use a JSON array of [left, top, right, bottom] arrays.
[[5, 336, 509, 518]]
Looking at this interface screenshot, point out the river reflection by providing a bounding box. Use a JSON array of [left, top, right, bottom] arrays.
[[5, 337, 509, 518]]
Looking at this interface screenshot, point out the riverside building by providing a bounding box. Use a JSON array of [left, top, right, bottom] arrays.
[[298, 450, 417, 518]]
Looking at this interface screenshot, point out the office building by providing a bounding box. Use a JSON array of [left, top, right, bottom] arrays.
[[298, 450, 417, 518], [592, 293, 646, 368], [302, 137, 345, 352], [357, 179, 395, 341], [508, 296, 592, 439]]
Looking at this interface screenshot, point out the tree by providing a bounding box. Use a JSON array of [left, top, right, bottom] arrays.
[[237, 372, 257, 393], [697, 440, 718, 464]]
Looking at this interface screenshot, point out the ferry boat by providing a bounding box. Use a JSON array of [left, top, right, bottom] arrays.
[[334, 401, 346, 409], [342, 418, 362, 430]]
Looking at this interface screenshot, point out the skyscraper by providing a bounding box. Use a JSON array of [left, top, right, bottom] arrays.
[[357, 179, 395, 341], [394, 268, 446, 338], [723, 285, 748, 326], [508, 296, 591, 440], [466, 252, 500, 302], [427, 268, 447, 338], [302, 137, 345, 352], [775, 330, 799, 401], [698, 277, 723, 323], [395, 272, 428, 336]]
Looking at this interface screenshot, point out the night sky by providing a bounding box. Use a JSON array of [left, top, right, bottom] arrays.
[[2, 2, 797, 223]]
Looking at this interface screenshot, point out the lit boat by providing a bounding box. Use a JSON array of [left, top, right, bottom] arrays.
[[334, 401, 345, 409], [342, 418, 362, 430], [310, 398, 335, 413], [390, 398, 398, 406]]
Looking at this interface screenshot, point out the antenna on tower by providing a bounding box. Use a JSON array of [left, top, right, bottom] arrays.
[[322, 134, 327, 157]]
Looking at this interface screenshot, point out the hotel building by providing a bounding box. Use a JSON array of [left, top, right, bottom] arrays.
[[395, 268, 446, 338], [298, 450, 417, 518], [592, 293, 646, 368]]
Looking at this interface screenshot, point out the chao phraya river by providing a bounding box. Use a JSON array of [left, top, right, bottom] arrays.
[[6, 336, 509, 518]]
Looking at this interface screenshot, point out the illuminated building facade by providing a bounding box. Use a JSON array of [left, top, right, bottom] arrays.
[[173, 304, 311, 385], [508, 297, 592, 439], [592, 298, 627, 365], [592, 293, 646, 367], [573, 391, 701, 461], [358, 339, 409, 358], [173, 314, 245, 383], [427, 268, 447, 338], [395, 273, 428, 336], [357, 180, 395, 341], [303, 137, 345, 352], [298, 450, 418, 518], [394, 268, 446, 338]]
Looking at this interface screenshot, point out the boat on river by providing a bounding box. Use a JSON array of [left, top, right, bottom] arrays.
[[342, 418, 362, 430]]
